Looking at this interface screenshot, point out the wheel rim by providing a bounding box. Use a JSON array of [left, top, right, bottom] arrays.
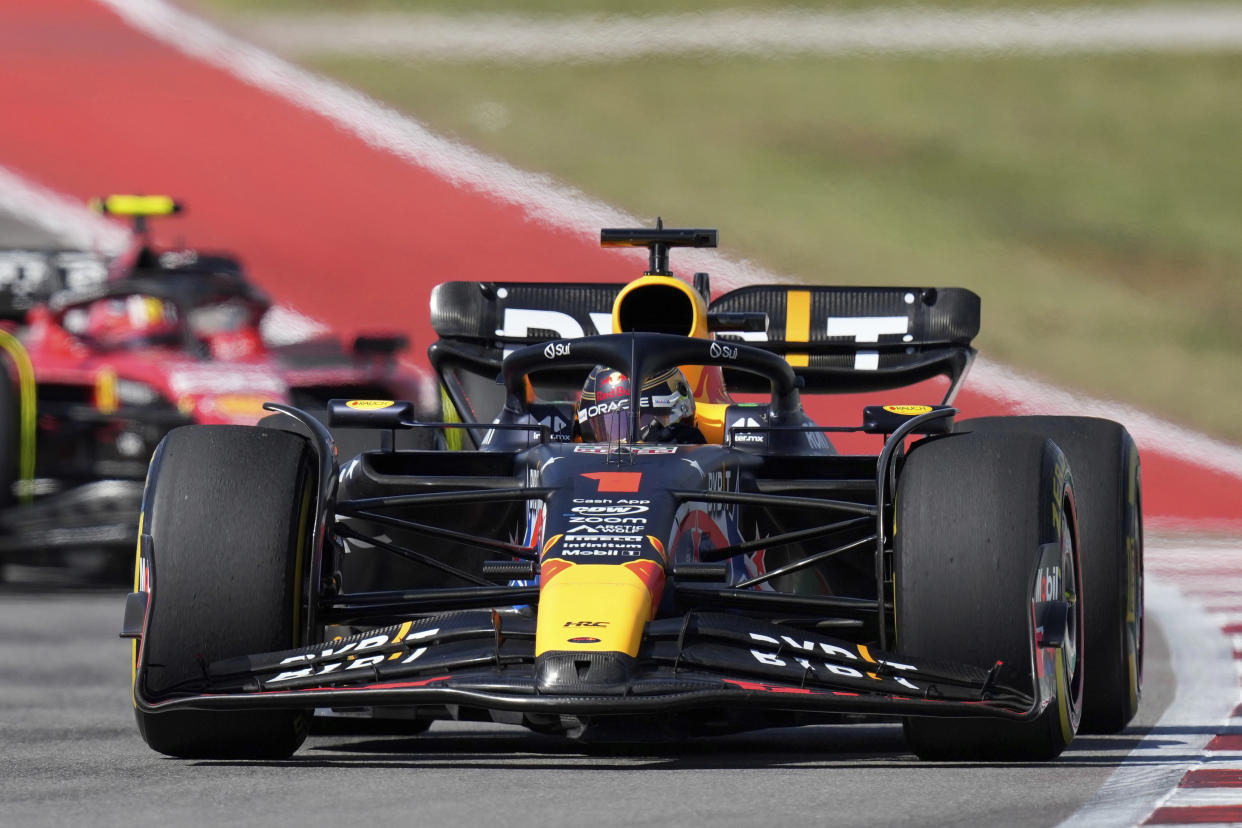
[[1128, 472, 1144, 708], [1061, 510, 1085, 731]]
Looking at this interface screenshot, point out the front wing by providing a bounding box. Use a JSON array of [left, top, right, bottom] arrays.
[[134, 611, 1046, 722]]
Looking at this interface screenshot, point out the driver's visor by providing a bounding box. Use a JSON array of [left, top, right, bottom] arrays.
[[578, 396, 678, 443]]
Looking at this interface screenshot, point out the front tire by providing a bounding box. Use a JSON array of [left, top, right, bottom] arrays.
[[896, 431, 1083, 760], [134, 425, 316, 759], [961, 416, 1142, 734]]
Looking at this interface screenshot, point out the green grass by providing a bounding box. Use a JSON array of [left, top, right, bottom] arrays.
[[191, 0, 1242, 442]]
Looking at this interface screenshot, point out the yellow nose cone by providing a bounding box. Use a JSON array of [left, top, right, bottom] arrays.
[[535, 560, 665, 657]]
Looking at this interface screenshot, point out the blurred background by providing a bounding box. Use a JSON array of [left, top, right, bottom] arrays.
[[188, 0, 1242, 444]]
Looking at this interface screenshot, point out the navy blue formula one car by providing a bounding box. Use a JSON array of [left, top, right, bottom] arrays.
[[123, 224, 1143, 760]]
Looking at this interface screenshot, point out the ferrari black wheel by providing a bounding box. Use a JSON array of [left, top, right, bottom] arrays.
[[134, 425, 316, 759], [0, 361, 15, 585], [896, 431, 1084, 761], [0, 358, 17, 511], [960, 416, 1143, 734]]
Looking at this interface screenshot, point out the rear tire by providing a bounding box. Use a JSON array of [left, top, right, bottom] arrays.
[[135, 425, 315, 759], [961, 416, 1142, 734], [896, 431, 1083, 760]]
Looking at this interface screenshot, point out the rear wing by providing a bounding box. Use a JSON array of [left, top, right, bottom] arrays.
[[429, 280, 979, 427], [708, 285, 978, 395], [0, 195, 185, 319], [0, 249, 112, 321]]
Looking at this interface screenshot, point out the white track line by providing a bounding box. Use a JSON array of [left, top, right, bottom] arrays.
[[0, 166, 128, 255], [971, 358, 1242, 482], [1058, 574, 1242, 827], [96, 0, 795, 294], [238, 6, 1242, 61]]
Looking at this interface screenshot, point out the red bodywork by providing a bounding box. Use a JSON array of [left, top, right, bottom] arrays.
[[0, 241, 431, 566]]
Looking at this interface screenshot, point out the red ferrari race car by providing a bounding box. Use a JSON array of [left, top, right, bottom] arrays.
[[0, 196, 432, 578]]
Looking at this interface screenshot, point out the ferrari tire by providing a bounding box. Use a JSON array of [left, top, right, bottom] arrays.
[[960, 416, 1143, 734], [0, 360, 15, 582], [896, 431, 1084, 761], [135, 425, 315, 759], [0, 358, 16, 510]]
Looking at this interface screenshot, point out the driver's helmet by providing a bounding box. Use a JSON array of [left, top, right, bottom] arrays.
[[189, 298, 265, 359], [187, 298, 255, 338], [576, 365, 695, 443], [83, 295, 181, 348]]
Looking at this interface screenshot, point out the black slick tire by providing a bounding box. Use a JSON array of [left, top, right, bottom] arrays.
[[960, 416, 1142, 734], [896, 431, 1084, 761], [0, 358, 17, 511], [134, 425, 315, 759], [0, 361, 15, 584]]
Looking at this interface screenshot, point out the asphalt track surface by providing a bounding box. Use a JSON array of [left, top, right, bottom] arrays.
[[0, 584, 1174, 828]]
